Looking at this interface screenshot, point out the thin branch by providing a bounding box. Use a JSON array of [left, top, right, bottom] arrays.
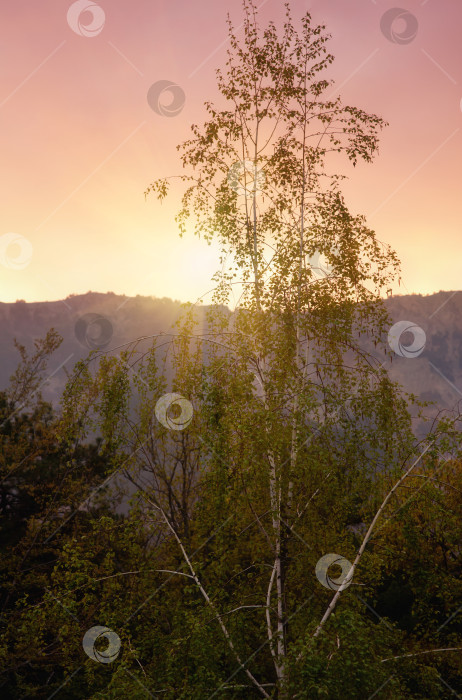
[[313, 436, 453, 639], [266, 560, 278, 663], [144, 495, 271, 699], [381, 648, 462, 662]]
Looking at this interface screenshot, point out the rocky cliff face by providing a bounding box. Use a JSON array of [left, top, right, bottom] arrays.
[[1, 290, 461, 422], [385, 291, 462, 414]]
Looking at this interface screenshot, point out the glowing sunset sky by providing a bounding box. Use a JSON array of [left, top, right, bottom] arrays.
[[1, 0, 461, 304]]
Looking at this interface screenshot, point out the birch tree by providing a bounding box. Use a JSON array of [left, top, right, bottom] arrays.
[[143, 1, 421, 695]]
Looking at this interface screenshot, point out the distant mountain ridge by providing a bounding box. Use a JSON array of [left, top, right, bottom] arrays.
[[0, 291, 461, 421], [0, 292, 204, 404]]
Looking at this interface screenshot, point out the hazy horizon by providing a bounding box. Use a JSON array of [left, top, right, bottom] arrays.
[[1, 287, 460, 307]]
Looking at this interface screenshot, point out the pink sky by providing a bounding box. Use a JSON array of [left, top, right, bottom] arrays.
[[1, 0, 461, 304]]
